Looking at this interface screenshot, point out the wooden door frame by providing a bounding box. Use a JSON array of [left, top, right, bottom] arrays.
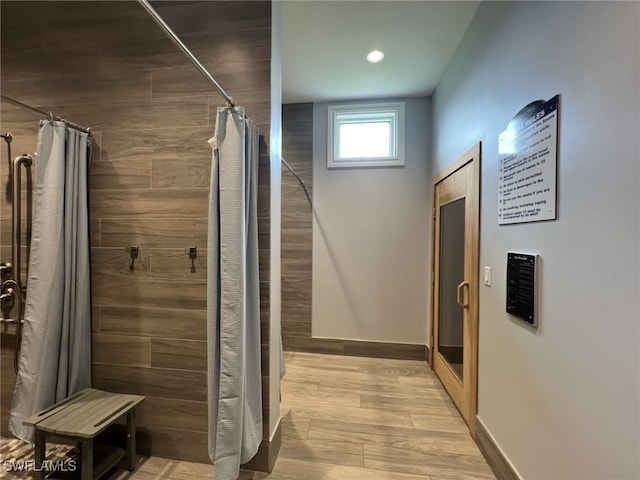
[[429, 142, 481, 436]]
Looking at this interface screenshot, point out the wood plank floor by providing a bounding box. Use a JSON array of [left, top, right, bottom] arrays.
[[0, 352, 494, 479]]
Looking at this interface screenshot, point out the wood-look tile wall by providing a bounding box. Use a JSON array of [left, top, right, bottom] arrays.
[[0, 0, 273, 465], [281, 104, 314, 350]]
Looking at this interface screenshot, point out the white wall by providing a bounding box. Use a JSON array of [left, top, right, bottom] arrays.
[[312, 97, 431, 344], [432, 2, 639, 478]]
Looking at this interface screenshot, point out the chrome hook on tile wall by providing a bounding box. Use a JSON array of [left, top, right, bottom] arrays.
[[186, 246, 197, 273], [127, 245, 139, 272]]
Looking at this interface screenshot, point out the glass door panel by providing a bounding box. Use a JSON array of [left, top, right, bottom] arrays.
[[437, 197, 466, 380]]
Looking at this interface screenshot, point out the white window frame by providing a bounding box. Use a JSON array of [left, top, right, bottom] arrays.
[[327, 102, 405, 168]]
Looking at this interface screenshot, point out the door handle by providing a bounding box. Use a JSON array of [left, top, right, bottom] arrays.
[[456, 281, 469, 308]]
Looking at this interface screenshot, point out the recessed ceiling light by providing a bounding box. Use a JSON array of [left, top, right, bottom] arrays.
[[367, 49, 384, 64]]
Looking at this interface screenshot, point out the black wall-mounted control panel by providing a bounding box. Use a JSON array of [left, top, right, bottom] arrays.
[[506, 252, 538, 326]]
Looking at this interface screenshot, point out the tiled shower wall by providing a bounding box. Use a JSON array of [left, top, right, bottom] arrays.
[[0, 0, 273, 464], [281, 104, 314, 349]]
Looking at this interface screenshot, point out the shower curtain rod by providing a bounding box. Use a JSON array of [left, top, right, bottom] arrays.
[[0, 95, 91, 134], [137, 0, 236, 108]]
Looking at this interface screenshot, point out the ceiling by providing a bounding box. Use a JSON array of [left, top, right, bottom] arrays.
[[281, 1, 480, 104]]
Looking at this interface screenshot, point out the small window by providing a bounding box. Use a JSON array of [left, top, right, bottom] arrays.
[[327, 102, 405, 168]]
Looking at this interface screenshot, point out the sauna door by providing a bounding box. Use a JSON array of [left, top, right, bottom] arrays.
[[431, 143, 480, 435]]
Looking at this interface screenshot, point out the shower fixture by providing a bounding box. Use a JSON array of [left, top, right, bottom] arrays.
[[187, 246, 197, 273], [128, 245, 139, 272], [0, 279, 23, 373], [2, 132, 13, 202]]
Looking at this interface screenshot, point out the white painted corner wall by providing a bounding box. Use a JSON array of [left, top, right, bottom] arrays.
[[312, 97, 431, 344], [431, 2, 639, 478], [269, 0, 282, 439]]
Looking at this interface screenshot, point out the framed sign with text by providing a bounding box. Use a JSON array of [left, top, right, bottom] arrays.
[[498, 95, 559, 225]]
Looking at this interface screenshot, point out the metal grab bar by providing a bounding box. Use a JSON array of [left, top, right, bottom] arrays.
[[1, 279, 23, 373], [0, 154, 32, 374], [12, 154, 32, 293]]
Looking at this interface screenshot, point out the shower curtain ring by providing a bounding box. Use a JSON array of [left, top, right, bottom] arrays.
[[226, 97, 237, 111]]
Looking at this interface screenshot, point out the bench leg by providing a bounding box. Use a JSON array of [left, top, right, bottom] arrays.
[[34, 430, 45, 480], [125, 410, 136, 471], [81, 439, 93, 480]]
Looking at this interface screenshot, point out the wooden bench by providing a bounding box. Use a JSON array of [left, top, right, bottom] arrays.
[[23, 388, 145, 480]]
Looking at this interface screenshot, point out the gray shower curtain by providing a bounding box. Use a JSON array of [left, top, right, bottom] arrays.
[[207, 107, 262, 480], [9, 120, 92, 443]]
